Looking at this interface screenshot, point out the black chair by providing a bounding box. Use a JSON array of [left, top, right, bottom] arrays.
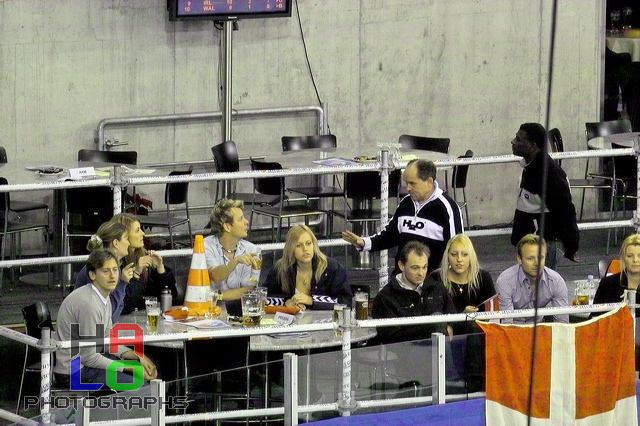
[[249, 159, 326, 242], [138, 170, 193, 248], [548, 128, 564, 166], [334, 169, 401, 268], [398, 134, 451, 193], [585, 119, 633, 142], [280, 135, 345, 209], [66, 148, 137, 244], [0, 177, 51, 291], [17, 301, 53, 415], [77, 149, 138, 165], [550, 128, 616, 222], [398, 134, 450, 154], [78, 149, 139, 210], [611, 142, 637, 219], [451, 150, 473, 230], [0, 146, 50, 222], [281, 135, 338, 153], [578, 120, 633, 224], [62, 186, 114, 285], [338, 170, 401, 227], [211, 141, 278, 206]]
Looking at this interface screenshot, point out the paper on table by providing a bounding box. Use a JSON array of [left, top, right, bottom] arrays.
[[93, 165, 156, 177], [274, 311, 296, 325], [401, 154, 419, 161], [180, 319, 230, 329], [312, 158, 358, 167]]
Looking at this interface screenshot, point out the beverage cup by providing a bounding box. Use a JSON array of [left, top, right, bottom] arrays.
[[241, 291, 263, 327], [611, 10, 621, 33], [255, 286, 268, 310], [249, 248, 262, 283], [353, 291, 369, 320], [333, 304, 346, 337], [573, 288, 589, 306], [205, 288, 220, 319], [144, 297, 160, 333], [623, 7, 633, 30]]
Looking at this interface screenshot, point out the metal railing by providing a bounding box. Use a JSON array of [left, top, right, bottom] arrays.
[[0, 144, 638, 293], [0, 301, 630, 425]]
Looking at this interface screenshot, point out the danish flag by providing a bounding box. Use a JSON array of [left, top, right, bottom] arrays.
[[478, 306, 637, 425]]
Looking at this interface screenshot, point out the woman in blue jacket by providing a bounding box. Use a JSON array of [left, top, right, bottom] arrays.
[[265, 225, 351, 310]]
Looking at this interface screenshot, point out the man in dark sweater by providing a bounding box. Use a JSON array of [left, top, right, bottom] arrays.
[[342, 159, 463, 273], [510, 123, 579, 269], [371, 241, 455, 343]]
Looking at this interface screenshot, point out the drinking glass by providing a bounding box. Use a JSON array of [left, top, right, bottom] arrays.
[[333, 304, 346, 337], [622, 7, 633, 30], [610, 10, 621, 34], [573, 284, 589, 306], [205, 289, 221, 319], [241, 291, 263, 327], [353, 291, 369, 320], [144, 296, 160, 333], [255, 286, 268, 310]]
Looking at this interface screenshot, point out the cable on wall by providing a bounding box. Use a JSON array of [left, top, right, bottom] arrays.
[[294, 0, 331, 134]]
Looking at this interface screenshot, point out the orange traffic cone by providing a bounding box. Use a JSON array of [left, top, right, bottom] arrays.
[[183, 235, 211, 316]]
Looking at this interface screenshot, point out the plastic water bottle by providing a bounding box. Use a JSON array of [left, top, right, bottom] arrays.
[[587, 275, 596, 305], [160, 286, 172, 312]]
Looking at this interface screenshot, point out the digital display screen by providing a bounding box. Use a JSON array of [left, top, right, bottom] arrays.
[[169, 0, 292, 21]]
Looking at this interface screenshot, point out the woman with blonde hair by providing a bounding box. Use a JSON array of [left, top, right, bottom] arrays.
[[111, 213, 177, 314], [593, 234, 640, 314], [73, 221, 136, 322], [264, 225, 351, 310], [431, 233, 495, 393], [431, 233, 496, 334]]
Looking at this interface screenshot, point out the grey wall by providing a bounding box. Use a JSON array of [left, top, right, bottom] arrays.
[[0, 0, 603, 229]]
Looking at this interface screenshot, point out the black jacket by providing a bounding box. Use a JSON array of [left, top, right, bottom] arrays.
[[368, 182, 463, 273], [593, 272, 639, 317], [264, 257, 352, 309], [371, 275, 455, 344], [511, 151, 579, 259]]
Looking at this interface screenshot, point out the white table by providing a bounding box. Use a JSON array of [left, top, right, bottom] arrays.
[[587, 132, 640, 150], [607, 36, 640, 62], [250, 310, 376, 351]]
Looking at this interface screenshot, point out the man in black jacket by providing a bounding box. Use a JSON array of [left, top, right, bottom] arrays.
[[371, 241, 455, 344], [342, 159, 463, 273], [510, 123, 579, 269]]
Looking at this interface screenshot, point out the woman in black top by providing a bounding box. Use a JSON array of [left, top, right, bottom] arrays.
[[431, 234, 496, 334], [430, 233, 495, 393], [264, 225, 351, 310], [593, 234, 640, 316]]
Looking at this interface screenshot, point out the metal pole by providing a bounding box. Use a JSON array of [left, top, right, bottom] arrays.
[[431, 332, 446, 405], [76, 398, 90, 426], [221, 21, 233, 144], [339, 307, 353, 417], [284, 352, 299, 426], [150, 379, 166, 426], [113, 165, 123, 215], [40, 327, 52, 425], [379, 149, 390, 291]]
